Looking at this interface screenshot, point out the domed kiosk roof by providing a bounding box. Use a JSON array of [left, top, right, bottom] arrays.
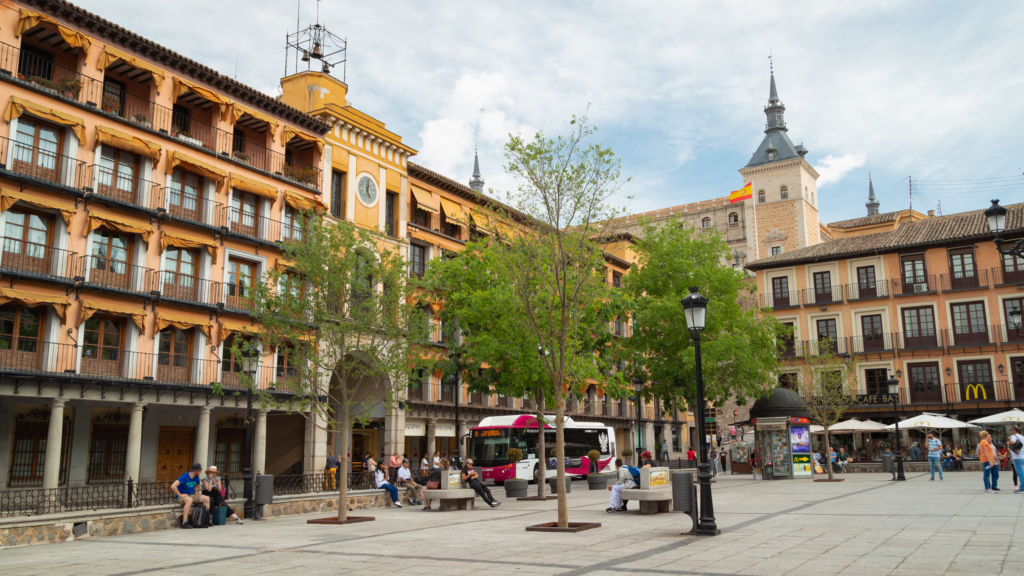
[[749, 387, 810, 420]]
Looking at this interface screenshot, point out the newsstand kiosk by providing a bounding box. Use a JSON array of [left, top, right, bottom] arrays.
[[749, 387, 813, 480]]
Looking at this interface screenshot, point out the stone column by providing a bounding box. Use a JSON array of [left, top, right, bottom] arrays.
[[662, 423, 673, 456], [253, 410, 267, 475], [42, 399, 66, 489], [383, 408, 406, 459], [458, 419, 469, 462], [426, 419, 437, 463], [304, 411, 327, 474], [194, 406, 212, 470], [124, 402, 145, 484], [644, 422, 656, 456]]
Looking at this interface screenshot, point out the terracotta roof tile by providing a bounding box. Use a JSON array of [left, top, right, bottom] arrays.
[[827, 211, 900, 229]]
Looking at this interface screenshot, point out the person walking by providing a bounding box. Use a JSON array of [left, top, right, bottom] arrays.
[[978, 431, 999, 493], [730, 426, 737, 443], [661, 440, 669, 461], [710, 446, 719, 477], [420, 454, 430, 477], [1009, 426, 1024, 493], [432, 451, 441, 469], [927, 432, 943, 481], [325, 452, 340, 490]]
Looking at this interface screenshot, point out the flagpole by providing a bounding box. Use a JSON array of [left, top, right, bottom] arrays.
[[752, 197, 760, 260]]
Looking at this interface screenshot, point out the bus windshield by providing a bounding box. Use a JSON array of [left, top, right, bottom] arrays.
[[469, 429, 510, 466]]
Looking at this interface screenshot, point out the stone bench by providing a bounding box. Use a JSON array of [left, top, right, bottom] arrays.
[[621, 467, 672, 514], [422, 470, 476, 511]]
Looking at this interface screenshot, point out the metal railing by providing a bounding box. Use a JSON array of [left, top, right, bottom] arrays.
[[895, 331, 944, 351], [272, 154, 322, 192], [805, 338, 850, 357], [944, 382, 960, 403], [779, 338, 802, 358], [149, 270, 224, 307], [849, 332, 895, 354], [0, 237, 80, 282], [274, 471, 379, 496], [760, 291, 800, 309], [995, 324, 1024, 345], [959, 381, 996, 402], [80, 255, 152, 295], [942, 326, 994, 348], [845, 281, 889, 301], [0, 134, 88, 189], [802, 285, 843, 306], [0, 41, 104, 109], [992, 266, 1024, 287], [155, 186, 225, 229], [940, 269, 989, 292], [892, 275, 937, 296], [226, 207, 281, 244], [88, 164, 160, 211], [222, 284, 254, 314]]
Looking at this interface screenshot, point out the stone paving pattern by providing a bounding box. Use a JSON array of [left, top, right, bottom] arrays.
[[3, 470, 1023, 575]]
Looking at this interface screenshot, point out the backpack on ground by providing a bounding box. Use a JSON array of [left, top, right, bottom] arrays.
[[190, 503, 212, 528]]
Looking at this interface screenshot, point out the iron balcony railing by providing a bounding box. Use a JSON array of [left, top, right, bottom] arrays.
[[805, 338, 850, 357], [896, 331, 945, 351], [0, 134, 88, 190], [88, 164, 160, 212], [944, 382, 960, 403], [959, 381, 997, 402], [760, 291, 800, 309], [892, 275, 937, 297], [802, 285, 843, 306], [222, 283, 254, 314], [225, 207, 281, 244], [995, 324, 1024, 345], [271, 154, 322, 192], [79, 255, 152, 296], [779, 338, 802, 358], [0, 237, 80, 283], [992, 266, 1024, 287], [849, 332, 895, 354], [148, 270, 225, 307], [845, 281, 889, 301], [154, 185, 225, 229], [940, 269, 989, 292], [942, 326, 994, 348], [0, 41, 105, 109]]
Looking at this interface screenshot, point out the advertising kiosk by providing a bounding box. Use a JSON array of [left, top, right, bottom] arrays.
[[749, 387, 812, 480]]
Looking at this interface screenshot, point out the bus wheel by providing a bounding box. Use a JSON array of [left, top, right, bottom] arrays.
[[531, 464, 540, 484]]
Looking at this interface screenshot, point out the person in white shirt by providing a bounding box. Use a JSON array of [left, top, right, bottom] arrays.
[[432, 452, 441, 469], [374, 462, 402, 507], [397, 459, 424, 505], [1009, 426, 1024, 494], [606, 459, 636, 512], [420, 455, 430, 472]]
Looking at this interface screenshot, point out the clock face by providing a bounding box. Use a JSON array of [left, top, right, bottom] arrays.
[[357, 176, 378, 205]]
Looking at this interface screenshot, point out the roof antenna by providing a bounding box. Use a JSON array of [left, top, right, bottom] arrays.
[[234, 53, 239, 80]]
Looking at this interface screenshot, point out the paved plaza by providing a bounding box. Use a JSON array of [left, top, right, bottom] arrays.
[[4, 471, 1024, 575]]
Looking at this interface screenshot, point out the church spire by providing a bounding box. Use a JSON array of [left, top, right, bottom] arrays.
[[764, 70, 787, 134], [468, 147, 484, 193], [866, 172, 880, 215]]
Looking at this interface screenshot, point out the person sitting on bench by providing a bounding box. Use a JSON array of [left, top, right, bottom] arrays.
[[606, 458, 637, 512], [173, 463, 210, 529], [461, 459, 500, 508], [201, 466, 242, 525]]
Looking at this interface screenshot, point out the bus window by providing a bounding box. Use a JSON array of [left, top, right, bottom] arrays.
[[468, 429, 509, 466]]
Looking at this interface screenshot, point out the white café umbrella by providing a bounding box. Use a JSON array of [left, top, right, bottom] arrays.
[[969, 409, 1024, 426], [827, 418, 865, 432], [855, 420, 891, 432], [810, 425, 825, 434], [885, 412, 979, 432]]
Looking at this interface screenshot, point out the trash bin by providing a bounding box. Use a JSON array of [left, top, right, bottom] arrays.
[[882, 454, 893, 473], [671, 471, 694, 512]]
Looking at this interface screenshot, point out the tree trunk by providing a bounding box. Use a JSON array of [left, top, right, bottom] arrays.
[[555, 385, 568, 528], [825, 430, 834, 481], [337, 407, 350, 521], [536, 390, 546, 498]]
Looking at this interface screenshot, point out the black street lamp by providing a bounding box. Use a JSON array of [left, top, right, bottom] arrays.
[[887, 372, 906, 482], [682, 286, 719, 536], [985, 199, 1024, 260], [633, 377, 644, 466], [241, 346, 261, 520]]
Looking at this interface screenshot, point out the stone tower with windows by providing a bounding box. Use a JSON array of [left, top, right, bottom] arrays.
[[738, 72, 821, 260]]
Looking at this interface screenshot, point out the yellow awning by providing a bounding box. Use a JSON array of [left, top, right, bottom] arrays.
[[411, 186, 439, 215], [0, 188, 75, 226], [167, 150, 227, 192], [439, 197, 467, 226], [85, 210, 153, 243], [231, 103, 279, 142], [229, 173, 277, 200], [94, 125, 161, 163], [282, 190, 325, 213], [0, 287, 68, 323], [78, 300, 146, 331], [469, 209, 493, 235], [95, 45, 165, 94], [218, 321, 261, 344], [4, 96, 85, 143], [282, 126, 324, 155], [275, 259, 295, 273], [160, 232, 218, 264], [171, 77, 232, 121], [156, 312, 211, 339], [16, 8, 91, 58]]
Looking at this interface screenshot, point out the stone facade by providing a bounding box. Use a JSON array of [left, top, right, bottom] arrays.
[[266, 491, 413, 517]]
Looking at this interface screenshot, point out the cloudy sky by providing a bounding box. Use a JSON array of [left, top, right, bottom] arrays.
[[77, 0, 1024, 223]]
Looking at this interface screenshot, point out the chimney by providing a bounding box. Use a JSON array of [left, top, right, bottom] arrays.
[[927, 210, 935, 217]]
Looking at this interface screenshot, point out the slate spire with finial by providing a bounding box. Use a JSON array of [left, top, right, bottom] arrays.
[[744, 56, 806, 167], [468, 147, 484, 193], [866, 171, 880, 216]]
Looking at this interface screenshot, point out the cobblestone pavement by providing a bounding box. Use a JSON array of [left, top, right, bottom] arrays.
[[4, 470, 1023, 575]]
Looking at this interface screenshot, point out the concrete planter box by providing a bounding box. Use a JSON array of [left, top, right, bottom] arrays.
[[587, 474, 609, 490], [504, 478, 529, 498], [548, 476, 571, 493]]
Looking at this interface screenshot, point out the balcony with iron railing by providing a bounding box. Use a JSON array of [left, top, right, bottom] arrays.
[[892, 275, 937, 297], [0, 41, 104, 110], [958, 380, 999, 402], [896, 331, 944, 352], [845, 281, 889, 301], [87, 164, 160, 213], [995, 324, 1024, 347], [154, 186, 225, 231], [225, 207, 282, 246], [779, 338, 803, 359], [148, 270, 224, 309], [0, 237, 80, 284], [942, 326, 995, 349], [805, 337, 850, 357], [79, 256, 153, 297], [0, 134, 88, 191], [992, 266, 1024, 287], [222, 284, 254, 315], [849, 332, 895, 354], [760, 291, 800, 310], [940, 269, 989, 292], [802, 285, 843, 306]]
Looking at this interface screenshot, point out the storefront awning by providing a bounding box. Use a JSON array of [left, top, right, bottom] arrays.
[[95, 125, 161, 163], [16, 8, 92, 58], [0, 287, 68, 322], [4, 96, 85, 143], [160, 232, 218, 264], [85, 210, 153, 243], [96, 45, 165, 94], [0, 188, 75, 226]]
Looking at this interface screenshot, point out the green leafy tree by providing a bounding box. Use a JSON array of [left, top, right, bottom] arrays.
[[799, 340, 858, 481], [422, 112, 629, 527], [616, 218, 787, 441], [229, 213, 426, 522]]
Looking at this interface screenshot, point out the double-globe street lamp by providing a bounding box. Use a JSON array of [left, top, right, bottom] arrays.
[[682, 287, 720, 536], [240, 346, 262, 521], [984, 200, 1023, 338], [886, 372, 907, 481]]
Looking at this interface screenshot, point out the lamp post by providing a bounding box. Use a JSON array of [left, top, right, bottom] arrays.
[[241, 346, 261, 520], [1008, 308, 1023, 339], [682, 286, 719, 536], [985, 199, 1024, 260], [887, 372, 906, 482], [633, 377, 644, 466]]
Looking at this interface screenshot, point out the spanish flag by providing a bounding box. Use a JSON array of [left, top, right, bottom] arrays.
[[729, 182, 753, 203]]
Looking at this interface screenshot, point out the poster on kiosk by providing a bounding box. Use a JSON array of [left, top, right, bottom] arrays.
[[790, 417, 812, 477]]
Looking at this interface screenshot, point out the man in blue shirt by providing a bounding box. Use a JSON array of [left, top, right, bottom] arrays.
[[927, 432, 943, 481], [172, 463, 210, 528]]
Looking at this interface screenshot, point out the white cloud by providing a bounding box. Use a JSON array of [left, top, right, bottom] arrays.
[[814, 154, 867, 188]]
